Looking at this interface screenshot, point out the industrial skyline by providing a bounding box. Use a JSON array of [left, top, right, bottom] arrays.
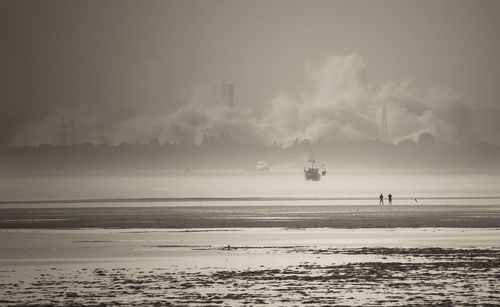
[[2, 0, 500, 147]]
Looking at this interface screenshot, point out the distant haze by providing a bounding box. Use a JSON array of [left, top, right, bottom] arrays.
[[2, 0, 500, 146]]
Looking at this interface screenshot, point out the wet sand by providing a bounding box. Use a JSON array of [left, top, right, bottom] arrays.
[[1, 203, 500, 305], [2, 248, 499, 305], [1, 204, 500, 229], [0, 228, 499, 305]]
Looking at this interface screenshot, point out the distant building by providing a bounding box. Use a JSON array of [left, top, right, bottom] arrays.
[[57, 117, 77, 145], [214, 83, 235, 107]]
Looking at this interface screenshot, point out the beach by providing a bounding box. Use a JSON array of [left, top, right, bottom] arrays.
[[1, 227, 499, 305], [1, 202, 500, 305], [3, 0, 500, 304], [1, 171, 500, 305]]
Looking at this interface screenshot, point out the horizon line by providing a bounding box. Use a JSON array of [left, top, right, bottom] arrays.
[[2, 196, 500, 205]]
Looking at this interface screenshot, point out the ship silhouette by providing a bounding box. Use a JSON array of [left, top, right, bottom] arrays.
[[304, 151, 326, 181]]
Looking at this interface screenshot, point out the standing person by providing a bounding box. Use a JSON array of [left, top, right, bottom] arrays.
[[379, 193, 384, 205], [388, 193, 392, 205]]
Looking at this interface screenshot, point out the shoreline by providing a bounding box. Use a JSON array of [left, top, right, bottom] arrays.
[[2, 195, 500, 205], [1, 204, 499, 229]]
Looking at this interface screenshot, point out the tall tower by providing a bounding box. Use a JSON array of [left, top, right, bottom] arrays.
[[381, 106, 388, 141], [227, 84, 234, 107], [217, 83, 235, 107], [59, 117, 68, 146], [69, 120, 76, 144], [221, 84, 227, 103]]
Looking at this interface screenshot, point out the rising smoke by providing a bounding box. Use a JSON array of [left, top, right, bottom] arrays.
[[13, 54, 478, 146]]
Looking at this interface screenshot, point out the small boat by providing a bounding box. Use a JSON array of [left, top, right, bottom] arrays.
[[304, 151, 325, 181], [255, 161, 269, 171]]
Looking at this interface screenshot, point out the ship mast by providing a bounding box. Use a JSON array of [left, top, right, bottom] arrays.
[[308, 150, 316, 169]]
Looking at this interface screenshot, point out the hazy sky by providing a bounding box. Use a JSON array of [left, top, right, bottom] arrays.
[[2, 0, 500, 145]]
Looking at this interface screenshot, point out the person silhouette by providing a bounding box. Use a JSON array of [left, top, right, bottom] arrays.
[[388, 193, 392, 205], [379, 193, 384, 205]]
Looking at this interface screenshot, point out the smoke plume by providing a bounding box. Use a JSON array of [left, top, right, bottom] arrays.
[[14, 54, 478, 146]]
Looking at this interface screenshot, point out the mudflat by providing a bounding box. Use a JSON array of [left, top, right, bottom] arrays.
[[0, 204, 499, 229], [1, 203, 499, 305], [0, 228, 499, 305]]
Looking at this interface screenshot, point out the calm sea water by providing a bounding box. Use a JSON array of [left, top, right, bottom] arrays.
[[1, 169, 500, 203]]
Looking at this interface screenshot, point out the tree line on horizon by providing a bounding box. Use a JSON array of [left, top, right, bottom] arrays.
[[1, 131, 500, 171]]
